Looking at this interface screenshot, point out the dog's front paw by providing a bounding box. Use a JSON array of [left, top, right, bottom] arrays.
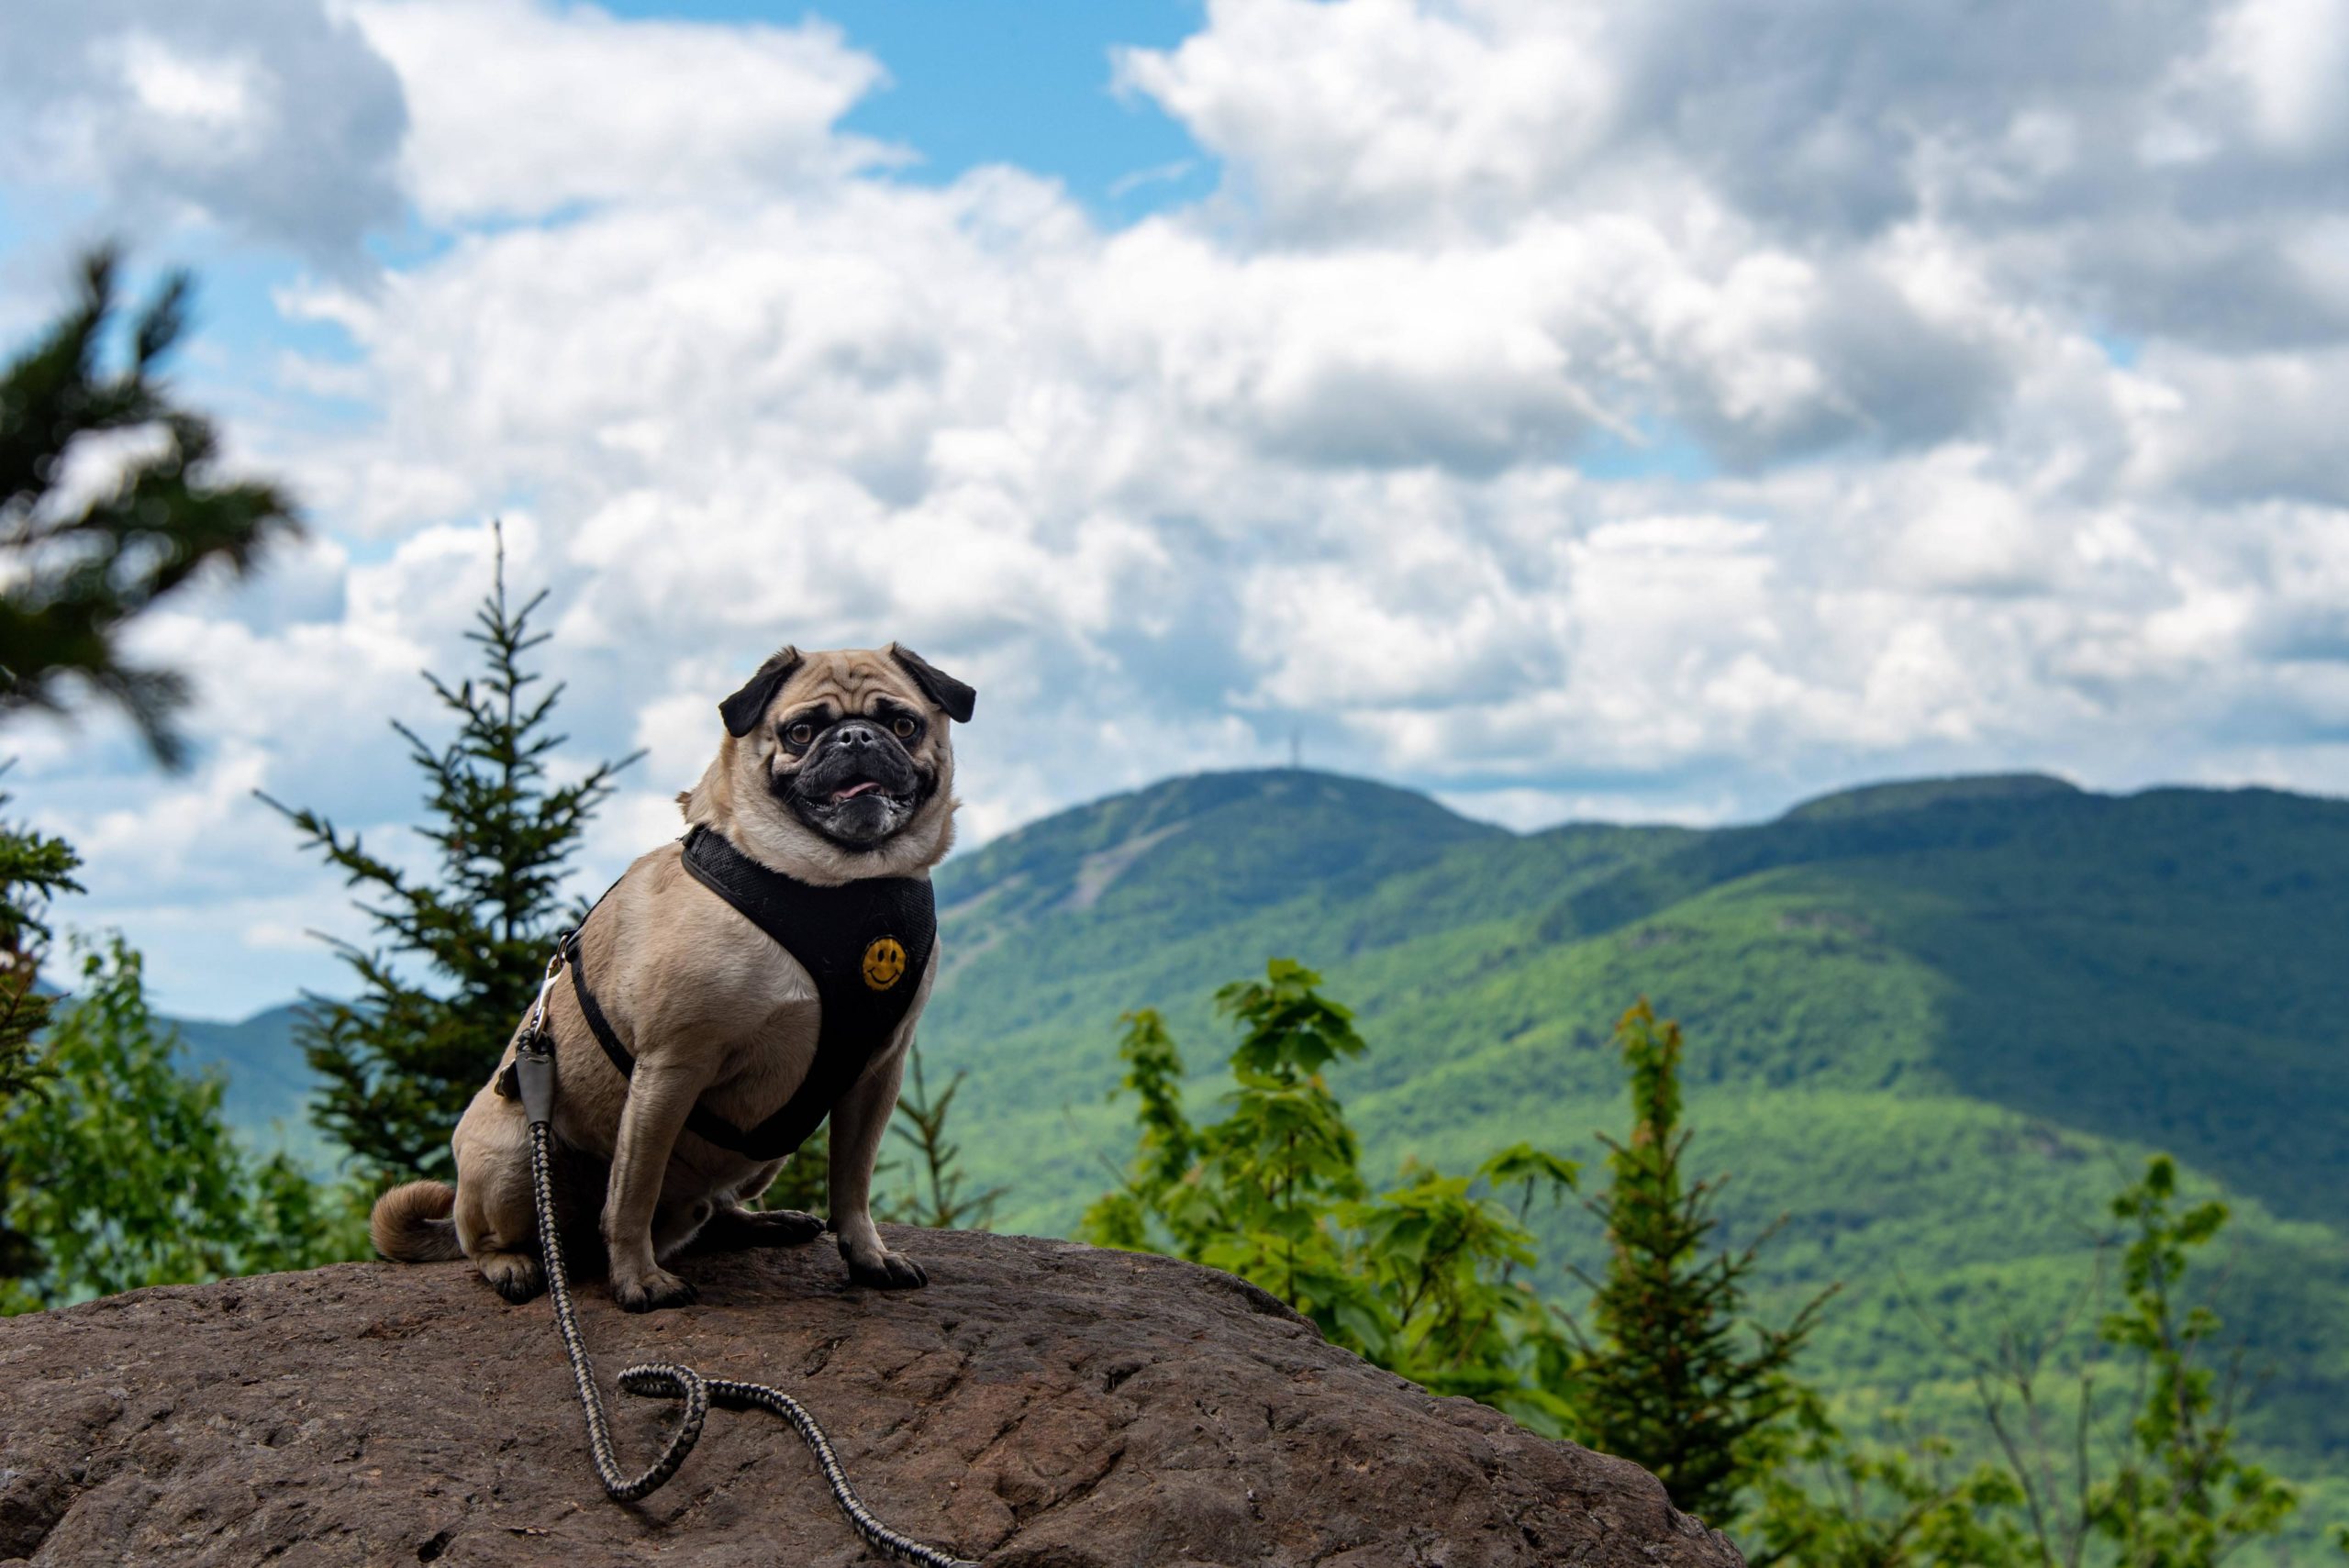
[[841, 1243, 928, 1290], [612, 1266, 699, 1312]]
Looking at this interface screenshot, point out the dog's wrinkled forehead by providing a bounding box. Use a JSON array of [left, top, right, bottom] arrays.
[[719, 641, 975, 740], [774, 651, 929, 724]]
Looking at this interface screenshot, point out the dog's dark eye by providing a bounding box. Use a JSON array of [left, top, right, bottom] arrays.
[[892, 716, 917, 740], [785, 722, 815, 747]]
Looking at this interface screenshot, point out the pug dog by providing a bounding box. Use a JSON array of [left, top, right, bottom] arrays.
[[368, 642, 973, 1310]]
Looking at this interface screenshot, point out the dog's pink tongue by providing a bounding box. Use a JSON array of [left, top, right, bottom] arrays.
[[832, 781, 883, 802]]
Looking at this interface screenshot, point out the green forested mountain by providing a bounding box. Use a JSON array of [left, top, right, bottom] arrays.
[[171, 1005, 328, 1160], [908, 768, 2349, 1511], [175, 1006, 305, 1121], [191, 766, 2349, 1512]]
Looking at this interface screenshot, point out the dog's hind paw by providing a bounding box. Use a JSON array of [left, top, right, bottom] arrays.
[[694, 1206, 825, 1252], [613, 1267, 699, 1313], [478, 1251, 544, 1305], [844, 1248, 928, 1290]]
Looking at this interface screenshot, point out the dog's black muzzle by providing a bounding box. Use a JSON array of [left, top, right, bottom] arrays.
[[782, 719, 930, 848]]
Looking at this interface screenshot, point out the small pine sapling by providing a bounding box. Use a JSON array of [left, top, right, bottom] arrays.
[[1561, 999, 1834, 1527], [264, 530, 638, 1181], [884, 1046, 1006, 1230]]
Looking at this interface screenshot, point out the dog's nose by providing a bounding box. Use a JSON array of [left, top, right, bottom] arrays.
[[832, 720, 880, 751]]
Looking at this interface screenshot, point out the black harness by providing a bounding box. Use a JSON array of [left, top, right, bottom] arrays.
[[560, 825, 938, 1162]]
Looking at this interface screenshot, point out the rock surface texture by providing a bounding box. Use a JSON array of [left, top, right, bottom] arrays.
[[0, 1228, 1744, 1566]]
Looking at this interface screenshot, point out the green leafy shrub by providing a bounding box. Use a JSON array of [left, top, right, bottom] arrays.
[[1085, 957, 1582, 1434], [0, 936, 365, 1313], [1750, 1154, 2329, 1567], [1, 247, 298, 766]]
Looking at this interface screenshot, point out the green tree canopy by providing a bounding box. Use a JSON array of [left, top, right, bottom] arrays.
[[2088, 1157, 2299, 1568], [0, 246, 296, 1299], [1, 248, 299, 767], [0, 936, 360, 1313]]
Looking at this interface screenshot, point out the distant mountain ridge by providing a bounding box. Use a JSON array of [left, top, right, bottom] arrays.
[[165, 1004, 337, 1169], [1774, 770, 2080, 821], [920, 766, 2349, 1219]]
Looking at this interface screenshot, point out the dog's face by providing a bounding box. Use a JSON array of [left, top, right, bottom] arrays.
[[685, 643, 974, 880]]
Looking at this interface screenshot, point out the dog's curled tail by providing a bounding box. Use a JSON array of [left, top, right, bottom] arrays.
[[371, 1180, 463, 1262]]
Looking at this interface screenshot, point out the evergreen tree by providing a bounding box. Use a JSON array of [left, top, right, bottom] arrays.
[[755, 1127, 833, 1218], [264, 533, 636, 1180], [1, 248, 298, 767], [1085, 980, 2339, 1564], [0, 779, 80, 1286], [1561, 999, 1832, 1526], [0, 779, 79, 1106]]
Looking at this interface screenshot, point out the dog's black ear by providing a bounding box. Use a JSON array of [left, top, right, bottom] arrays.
[[888, 643, 976, 723], [719, 646, 802, 738]]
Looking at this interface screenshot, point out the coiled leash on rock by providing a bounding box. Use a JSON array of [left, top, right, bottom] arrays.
[[510, 947, 975, 1567]]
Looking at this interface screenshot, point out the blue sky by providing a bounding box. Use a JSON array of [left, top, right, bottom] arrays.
[[3, 0, 2347, 1017], [706, 1, 1217, 217]]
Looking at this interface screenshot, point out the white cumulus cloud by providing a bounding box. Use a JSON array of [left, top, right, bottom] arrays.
[[348, 0, 899, 224], [6, 0, 2348, 1015]]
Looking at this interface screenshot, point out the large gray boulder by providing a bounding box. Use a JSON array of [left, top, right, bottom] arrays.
[[0, 1228, 1744, 1566]]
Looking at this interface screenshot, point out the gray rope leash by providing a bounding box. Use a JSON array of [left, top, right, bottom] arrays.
[[513, 951, 976, 1567]]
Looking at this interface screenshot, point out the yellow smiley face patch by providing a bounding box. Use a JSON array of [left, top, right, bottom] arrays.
[[862, 936, 907, 992]]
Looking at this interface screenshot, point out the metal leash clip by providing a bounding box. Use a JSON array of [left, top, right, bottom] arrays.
[[499, 936, 570, 1124]]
